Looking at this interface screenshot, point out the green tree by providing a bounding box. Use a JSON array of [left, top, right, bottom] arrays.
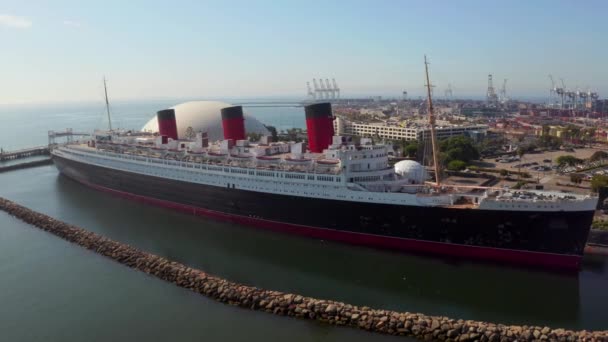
[[556, 155, 583, 167], [589, 151, 608, 162], [581, 128, 596, 145], [538, 135, 562, 150], [565, 125, 581, 142], [439, 136, 480, 163], [591, 174, 608, 193], [404, 141, 419, 158], [592, 220, 608, 231], [570, 173, 584, 184], [264, 125, 278, 142], [285, 128, 303, 142], [184, 126, 195, 140], [447, 160, 467, 171], [247, 132, 262, 142]]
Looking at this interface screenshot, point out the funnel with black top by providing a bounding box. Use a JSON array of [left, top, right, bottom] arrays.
[[304, 102, 334, 153], [157, 109, 178, 140], [221, 106, 246, 141]]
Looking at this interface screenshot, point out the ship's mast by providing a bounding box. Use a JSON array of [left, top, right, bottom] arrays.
[[103, 76, 113, 131], [424, 56, 441, 186]]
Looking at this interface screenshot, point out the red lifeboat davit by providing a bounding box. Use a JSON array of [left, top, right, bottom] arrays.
[[304, 102, 334, 153]]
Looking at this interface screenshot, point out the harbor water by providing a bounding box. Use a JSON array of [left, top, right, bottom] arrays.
[[0, 101, 607, 340]]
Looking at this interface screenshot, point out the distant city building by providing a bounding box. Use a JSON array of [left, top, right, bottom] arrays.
[[334, 117, 488, 142], [535, 125, 565, 138], [593, 99, 608, 114]]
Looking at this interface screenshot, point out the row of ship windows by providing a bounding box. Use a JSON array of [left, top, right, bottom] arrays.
[[79, 154, 343, 189], [350, 176, 381, 182], [497, 204, 557, 209], [66, 152, 417, 205], [78, 150, 343, 183]]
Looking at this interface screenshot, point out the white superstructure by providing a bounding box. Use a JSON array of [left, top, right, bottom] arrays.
[[50, 130, 597, 213]]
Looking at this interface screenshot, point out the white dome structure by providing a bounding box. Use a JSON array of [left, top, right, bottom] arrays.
[[394, 160, 428, 184], [141, 101, 270, 141]]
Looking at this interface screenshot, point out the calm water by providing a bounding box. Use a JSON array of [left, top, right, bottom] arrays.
[[0, 101, 607, 340]]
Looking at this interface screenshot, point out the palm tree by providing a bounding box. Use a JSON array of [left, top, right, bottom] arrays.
[[517, 147, 526, 178]]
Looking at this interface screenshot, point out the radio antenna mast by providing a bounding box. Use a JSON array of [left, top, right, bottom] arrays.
[[424, 56, 441, 186], [103, 76, 113, 131]]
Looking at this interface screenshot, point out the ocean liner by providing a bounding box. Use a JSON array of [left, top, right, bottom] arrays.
[[50, 63, 597, 270]]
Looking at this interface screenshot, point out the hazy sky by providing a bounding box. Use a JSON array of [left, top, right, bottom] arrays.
[[1, 0, 607, 104]]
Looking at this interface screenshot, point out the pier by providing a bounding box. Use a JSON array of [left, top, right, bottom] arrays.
[[0, 159, 53, 173], [0, 146, 49, 161], [0, 144, 55, 173], [0, 129, 89, 171]]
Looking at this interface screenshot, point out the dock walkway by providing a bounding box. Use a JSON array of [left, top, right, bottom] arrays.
[[0, 146, 50, 161]]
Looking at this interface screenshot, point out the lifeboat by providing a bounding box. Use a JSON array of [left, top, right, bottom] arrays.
[[207, 152, 227, 160], [316, 159, 340, 165], [230, 154, 254, 159], [256, 155, 281, 162], [285, 157, 312, 163]]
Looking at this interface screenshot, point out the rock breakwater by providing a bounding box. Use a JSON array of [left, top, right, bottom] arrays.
[[0, 197, 606, 342]]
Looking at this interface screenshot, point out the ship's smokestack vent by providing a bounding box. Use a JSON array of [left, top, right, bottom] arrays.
[[157, 109, 178, 140], [220, 106, 246, 141], [304, 102, 334, 153]]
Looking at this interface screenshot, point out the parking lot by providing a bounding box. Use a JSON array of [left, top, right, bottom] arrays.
[[482, 147, 600, 173]]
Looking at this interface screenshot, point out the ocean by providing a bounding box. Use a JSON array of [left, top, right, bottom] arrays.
[[0, 99, 606, 340]]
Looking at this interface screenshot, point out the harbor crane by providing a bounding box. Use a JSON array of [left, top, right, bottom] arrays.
[[325, 79, 334, 99], [486, 74, 498, 106], [307, 78, 340, 100], [499, 79, 508, 104], [332, 78, 340, 99], [313, 79, 322, 99], [319, 79, 328, 99], [444, 83, 453, 99], [306, 82, 315, 100], [548, 75, 566, 109]]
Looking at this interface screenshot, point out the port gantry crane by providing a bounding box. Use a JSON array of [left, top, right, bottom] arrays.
[[312, 79, 322, 100], [444, 83, 453, 100], [332, 78, 340, 99], [306, 82, 315, 100], [499, 79, 508, 104], [325, 79, 334, 99], [548, 75, 566, 109]]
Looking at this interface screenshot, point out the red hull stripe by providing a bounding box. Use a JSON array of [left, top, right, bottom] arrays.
[[72, 177, 582, 271]]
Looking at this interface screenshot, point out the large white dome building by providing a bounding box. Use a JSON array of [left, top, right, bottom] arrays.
[[394, 160, 428, 184], [141, 101, 270, 141]]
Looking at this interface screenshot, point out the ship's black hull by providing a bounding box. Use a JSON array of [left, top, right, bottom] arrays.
[[52, 155, 595, 270]]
